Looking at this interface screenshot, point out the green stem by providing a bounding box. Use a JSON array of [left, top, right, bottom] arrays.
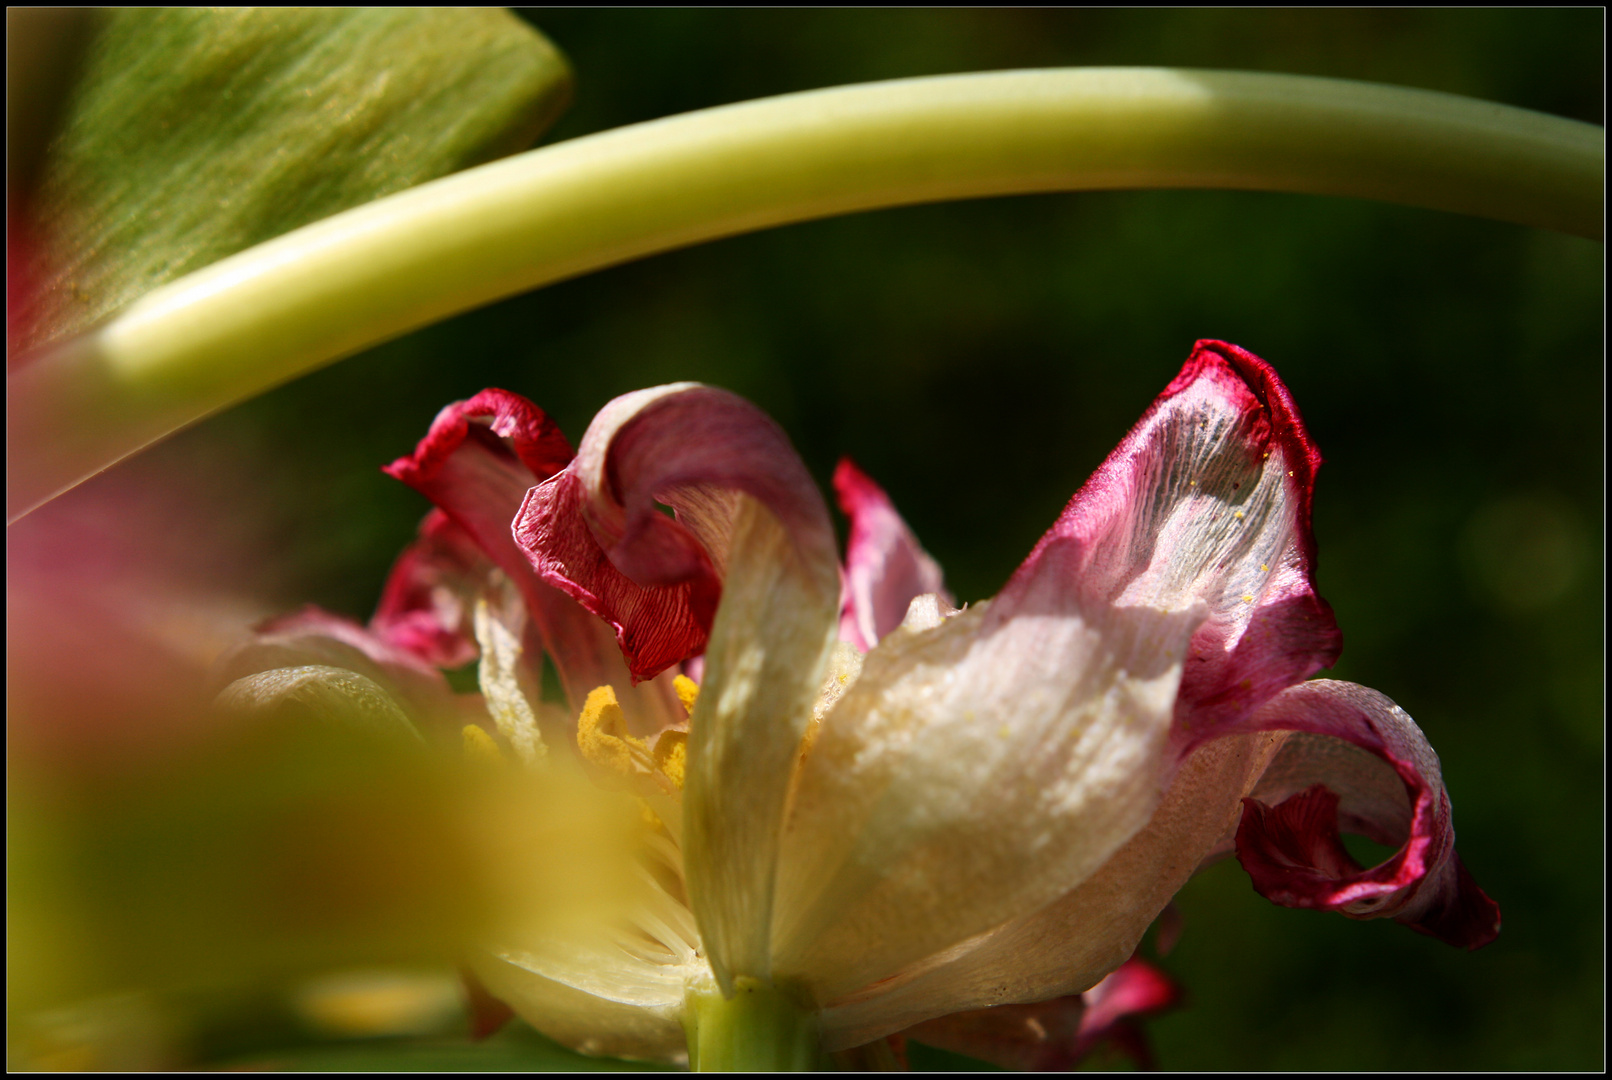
[[7, 68, 1602, 521], [684, 977, 824, 1072]]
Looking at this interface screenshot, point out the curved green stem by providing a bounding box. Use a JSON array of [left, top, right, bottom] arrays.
[[7, 68, 1602, 520]]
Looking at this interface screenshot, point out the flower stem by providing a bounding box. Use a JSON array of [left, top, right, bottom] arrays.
[[8, 68, 1602, 521], [684, 977, 824, 1072]]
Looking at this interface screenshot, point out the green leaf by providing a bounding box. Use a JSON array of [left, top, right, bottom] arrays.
[[14, 8, 571, 352]]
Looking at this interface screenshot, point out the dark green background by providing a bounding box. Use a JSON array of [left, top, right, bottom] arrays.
[[115, 10, 1603, 1071]]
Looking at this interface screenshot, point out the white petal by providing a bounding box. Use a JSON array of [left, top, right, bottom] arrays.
[[684, 497, 840, 992], [817, 731, 1285, 1048], [770, 589, 1205, 1005], [473, 583, 545, 765], [470, 940, 695, 1065]]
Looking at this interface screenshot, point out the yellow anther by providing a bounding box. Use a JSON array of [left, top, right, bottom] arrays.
[[653, 730, 687, 790], [673, 674, 700, 717], [1260, 563, 1269, 572], [577, 685, 650, 778], [1241, 594, 1255, 603], [1234, 510, 1244, 519], [462, 723, 503, 763]]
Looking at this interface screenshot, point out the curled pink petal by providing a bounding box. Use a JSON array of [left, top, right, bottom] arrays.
[[385, 387, 574, 486], [370, 509, 490, 669], [514, 466, 714, 684], [514, 384, 837, 683], [1233, 680, 1500, 949], [1071, 956, 1181, 1069], [382, 389, 676, 728], [832, 458, 950, 652]]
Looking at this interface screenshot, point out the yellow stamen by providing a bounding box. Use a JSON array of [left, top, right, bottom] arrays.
[[653, 730, 688, 790], [462, 723, 503, 763], [577, 685, 651, 778], [673, 673, 700, 717]]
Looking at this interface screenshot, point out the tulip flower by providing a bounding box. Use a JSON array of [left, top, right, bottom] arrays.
[[225, 339, 1496, 1069], [7, 12, 1594, 1071]]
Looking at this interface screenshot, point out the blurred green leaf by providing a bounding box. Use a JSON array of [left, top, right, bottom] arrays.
[[219, 1019, 669, 1072], [14, 8, 571, 352], [7, 719, 489, 1014]]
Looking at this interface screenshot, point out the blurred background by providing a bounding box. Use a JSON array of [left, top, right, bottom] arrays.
[[11, 9, 1603, 1071]]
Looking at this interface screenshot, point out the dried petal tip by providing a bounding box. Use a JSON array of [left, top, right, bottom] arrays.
[[383, 388, 573, 489], [1158, 340, 1342, 746]]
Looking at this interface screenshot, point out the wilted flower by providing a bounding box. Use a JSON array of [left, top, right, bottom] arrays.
[[226, 340, 1497, 1068]]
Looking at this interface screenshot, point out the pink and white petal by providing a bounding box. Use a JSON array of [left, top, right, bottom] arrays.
[[817, 732, 1282, 1047], [833, 458, 951, 652], [1232, 679, 1500, 948], [777, 342, 1334, 1005], [996, 341, 1338, 756], [370, 509, 490, 669], [1154, 343, 1341, 753], [383, 389, 680, 734], [513, 383, 839, 684]]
